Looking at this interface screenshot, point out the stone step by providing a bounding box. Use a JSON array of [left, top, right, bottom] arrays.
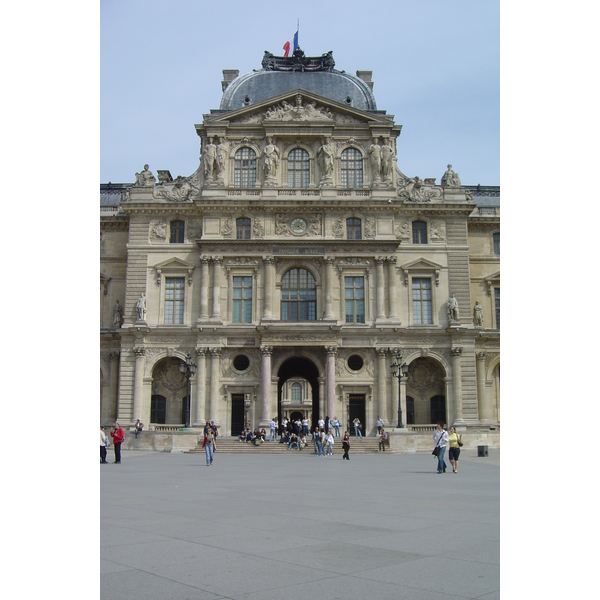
[[187, 436, 392, 455]]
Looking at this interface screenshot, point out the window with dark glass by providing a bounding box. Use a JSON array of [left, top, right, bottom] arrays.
[[346, 218, 362, 240], [412, 278, 432, 324], [233, 276, 252, 323], [170, 220, 185, 243], [234, 147, 256, 188], [493, 232, 500, 255], [287, 148, 310, 188], [236, 218, 251, 240], [495, 287, 500, 329], [164, 277, 185, 324], [341, 148, 363, 188], [412, 221, 427, 244], [345, 277, 365, 323], [281, 268, 316, 321]]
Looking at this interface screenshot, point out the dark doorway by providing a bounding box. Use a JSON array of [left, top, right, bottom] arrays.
[[181, 395, 190, 427], [231, 394, 245, 435], [277, 357, 320, 430], [348, 394, 366, 433], [406, 396, 415, 425], [151, 394, 166, 424], [430, 395, 446, 424]]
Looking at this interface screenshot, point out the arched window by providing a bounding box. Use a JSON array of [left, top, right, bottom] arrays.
[[493, 232, 500, 255], [412, 220, 427, 244], [234, 147, 256, 188], [291, 383, 303, 402], [346, 218, 362, 240], [287, 148, 310, 188], [170, 220, 185, 243], [281, 268, 316, 321], [341, 148, 363, 188], [236, 218, 251, 240]]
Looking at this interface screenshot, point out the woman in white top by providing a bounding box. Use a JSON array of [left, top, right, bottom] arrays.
[[433, 422, 449, 474]]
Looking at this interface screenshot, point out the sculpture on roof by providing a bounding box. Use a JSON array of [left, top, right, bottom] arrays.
[[441, 164, 461, 188], [134, 164, 156, 187], [261, 49, 335, 72]]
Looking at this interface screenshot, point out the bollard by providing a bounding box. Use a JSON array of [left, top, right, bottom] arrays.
[[477, 445, 489, 457]]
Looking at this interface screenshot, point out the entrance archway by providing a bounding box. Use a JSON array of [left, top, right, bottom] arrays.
[[277, 357, 320, 430], [151, 357, 188, 425], [406, 357, 447, 424]]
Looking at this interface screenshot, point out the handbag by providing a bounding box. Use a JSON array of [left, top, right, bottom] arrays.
[[458, 434, 463, 447], [432, 431, 445, 456]]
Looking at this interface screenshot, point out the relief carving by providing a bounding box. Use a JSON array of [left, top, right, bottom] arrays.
[[149, 220, 168, 241]]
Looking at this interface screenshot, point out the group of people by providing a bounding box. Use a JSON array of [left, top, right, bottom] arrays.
[[238, 428, 267, 445], [100, 422, 124, 464], [433, 422, 462, 474]]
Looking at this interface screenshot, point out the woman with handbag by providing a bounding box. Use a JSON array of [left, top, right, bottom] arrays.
[[432, 422, 449, 474], [448, 425, 463, 473], [342, 430, 350, 460]]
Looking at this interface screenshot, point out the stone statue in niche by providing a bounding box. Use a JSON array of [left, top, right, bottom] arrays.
[[381, 140, 396, 182], [447, 294, 459, 323], [215, 138, 227, 182], [263, 137, 280, 183], [473, 301, 484, 327], [201, 138, 218, 181], [369, 139, 382, 181], [112, 300, 123, 327], [134, 164, 156, 187], [136, 293, 147, 321], [318, 137, 335, 182], [441, 164, 461, 188]]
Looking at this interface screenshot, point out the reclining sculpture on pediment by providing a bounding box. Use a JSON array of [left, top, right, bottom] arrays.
[[395, 166, 442, 202]]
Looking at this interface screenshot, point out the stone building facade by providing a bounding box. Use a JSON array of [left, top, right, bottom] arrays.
[[100, 50, 500, 440]]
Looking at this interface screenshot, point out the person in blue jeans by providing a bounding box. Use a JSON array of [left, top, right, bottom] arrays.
[[203, 426, 214, 466], [353, 418, 362, 439], [269, 418, 277, 442], [318, 428, 327, 456], [433, 422, 449, 473], [333, 417, 341, 437]]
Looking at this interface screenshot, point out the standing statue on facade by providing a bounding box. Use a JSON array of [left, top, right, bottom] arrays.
[[136, 293, 147, 321], [369, 139, 382, 181], [112, 299, 123, 327], [215, 138, 227, 182], [381, 139, 395, 182], [447, 294, 459, 323], [441, 164, 461, 188], [318, 137, 334, 182], [263, 137, 280, 182], [473, 301, 484, 327], [201, 138, 217, 181], [134, 164, 156, 187]]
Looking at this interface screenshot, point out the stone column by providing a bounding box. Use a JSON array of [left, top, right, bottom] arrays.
[[325, 346, 336, 419], [387, 256, 398, 320], [318, 377, 325, 420], [399, 376, 407, 429], [262, 255, 275, 320], [375, 257, 386, 321], [193, 348, 207, 427], [324, 257, 335, 320], [211, 256, 222, 321], [260, 346, 273, 424], [132, 347, 146, 423], [109, 351, 120, 423], [376, 348, 387, 428], [476, 352, 493, 423], [451, 347, 464, 424], [200, 256, 210, 320], [443, 377, 453, 425], [209, 348, 221, 424]]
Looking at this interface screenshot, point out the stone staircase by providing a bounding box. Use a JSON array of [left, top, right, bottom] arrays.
[[187, 436, 391, 455]]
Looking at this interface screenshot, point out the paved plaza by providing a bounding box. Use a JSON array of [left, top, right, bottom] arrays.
[[101, 448, 500, 599]]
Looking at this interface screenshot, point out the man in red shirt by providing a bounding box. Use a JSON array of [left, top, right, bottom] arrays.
[[110, 422, 124, 464]]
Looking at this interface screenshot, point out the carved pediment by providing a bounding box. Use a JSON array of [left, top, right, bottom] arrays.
[[154, 257, 196, 286], [400, 258, 443, 287]]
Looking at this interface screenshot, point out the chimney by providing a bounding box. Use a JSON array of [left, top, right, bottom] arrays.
[[222, 69, 239, 92], [356, 70, 374, 91]]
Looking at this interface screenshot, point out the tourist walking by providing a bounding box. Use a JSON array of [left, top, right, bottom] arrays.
[[312, 426, 320, 454], [318, 428, 327, 457], [203, 425, 214, 466], [100, 426, 108, 464], [433, 422, 449, 474], [353, 417, 363, 439], [378, 427, 386, 452], [110, 422, 124, 464], [342, 431, 350, 460], [448, 425, 462, 473]]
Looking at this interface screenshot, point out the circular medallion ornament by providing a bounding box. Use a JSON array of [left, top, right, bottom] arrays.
[[291, 218, 307, 234]]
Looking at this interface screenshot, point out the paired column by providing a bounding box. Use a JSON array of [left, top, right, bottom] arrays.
[[209, 348, 221, 424], [376, 348, 387, 425], [262, 255, 275, 320], [325, 346, 336, 418], [260, 346, 273, 422], [476, 352, 493, 423], [211, 256, 222, 321], [376, 257, 386, 321], [132, 347, 146, 422], [193, 348, 207, 427], [451, 347, 464, 424], [199, 255, 222, 322], [387, 256, 398, 320], [324, 257, 335, 320], [199, 256, 210, 320]]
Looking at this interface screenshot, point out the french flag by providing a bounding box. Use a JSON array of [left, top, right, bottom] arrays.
[[283, 29, 299, 57]]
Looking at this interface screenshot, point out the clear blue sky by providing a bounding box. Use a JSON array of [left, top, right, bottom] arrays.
[[101, 0, 499, 186]]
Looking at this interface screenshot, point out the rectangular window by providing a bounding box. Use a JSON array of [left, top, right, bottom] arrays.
[[412, 278, 432, 324], [494, 287, 500, 329], [345, 276, 365, 323], [233, 276, 253, 323], [493, 233, 500, 255], [170, 221, 185, 244], [164, 277, 185, 324]]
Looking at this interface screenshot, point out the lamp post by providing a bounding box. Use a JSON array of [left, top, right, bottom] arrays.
[[179, 352, 197, 428], [390, 352, 409, 428]]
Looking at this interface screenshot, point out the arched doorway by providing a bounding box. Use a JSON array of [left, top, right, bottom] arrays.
[[151, 357, 188, 425], [277, 357, 320, 430], [406, 357, 447, 424]]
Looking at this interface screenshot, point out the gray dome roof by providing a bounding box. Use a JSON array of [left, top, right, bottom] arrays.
[[220, 69, 377, 112]]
